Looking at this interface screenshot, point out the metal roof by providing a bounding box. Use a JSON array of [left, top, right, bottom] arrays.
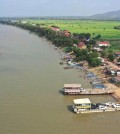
[[73, 98, 91, 104], [64, 84, 81, 88]]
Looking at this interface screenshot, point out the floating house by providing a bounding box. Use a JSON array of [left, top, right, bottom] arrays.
[[72, 98, 120, 114], [63, 83, 114, 95], [73, 98, 91, 113], [63, 84, 81, 95]]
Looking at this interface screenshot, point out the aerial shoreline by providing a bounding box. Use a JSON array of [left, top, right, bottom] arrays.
[[0, 21, 120, 101]]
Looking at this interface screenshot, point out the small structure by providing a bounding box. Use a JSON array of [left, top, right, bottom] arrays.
[[115, 52, 120, 57], [93, 47, 102, 52], [78, 42, 87, 49], [63, 84, 81, 95], [51, 26, 60, 31], [63, 30, 71, 37], [32, 23, 36, 26], [116, 70, 120, 76], [112, 76, 120, 85], [21, 21, 27, 24], [97, 41, 110, 47], [73, 98, 91, 113]]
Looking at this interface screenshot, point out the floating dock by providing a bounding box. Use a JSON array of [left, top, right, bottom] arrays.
[[72, 98, 120, 114], [63, 84, 114, 95], [74, 107, 120, 114]]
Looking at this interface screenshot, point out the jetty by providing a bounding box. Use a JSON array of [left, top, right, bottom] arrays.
[[72, 98, 120, 114]]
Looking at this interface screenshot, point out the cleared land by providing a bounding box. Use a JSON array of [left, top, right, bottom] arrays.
[[28, 20, 120, 51]]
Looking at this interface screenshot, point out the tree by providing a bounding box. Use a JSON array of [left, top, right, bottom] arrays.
[[100, 50, 107, 58], [90, 58, 101, 67], [108, 53, 115, 61]]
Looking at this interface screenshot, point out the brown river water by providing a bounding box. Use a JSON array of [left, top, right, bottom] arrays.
[[0, 24, 120, 134]]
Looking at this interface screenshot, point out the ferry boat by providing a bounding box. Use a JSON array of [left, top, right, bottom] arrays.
[[63, 84, 114, 95], [72, 98, 120, 114]]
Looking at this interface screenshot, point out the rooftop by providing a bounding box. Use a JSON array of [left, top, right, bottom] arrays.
[[97, 41, 109, 44], [115, 52, 120, 55], [64, 84, 81, 88], [73, 98, 91, 104]]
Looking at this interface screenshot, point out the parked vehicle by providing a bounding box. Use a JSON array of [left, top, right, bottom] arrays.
[[98, 105, 107, 110], [105, 102, 114, 106], [112, 103, 120, 108]]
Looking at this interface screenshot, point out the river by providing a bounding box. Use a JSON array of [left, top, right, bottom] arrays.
[[0, 24, 119, 134]]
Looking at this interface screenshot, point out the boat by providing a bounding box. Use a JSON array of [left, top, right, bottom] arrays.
[[63, 66, 73, 69], [63, 83, 114, 95], [72, 98, 120, 114]]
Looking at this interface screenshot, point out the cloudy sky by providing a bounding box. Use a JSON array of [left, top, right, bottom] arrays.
[[0, 0, 120, 17]]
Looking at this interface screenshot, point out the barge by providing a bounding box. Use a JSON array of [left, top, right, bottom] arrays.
[[72, 98, 120, 114], [63, 84, 114, 95]]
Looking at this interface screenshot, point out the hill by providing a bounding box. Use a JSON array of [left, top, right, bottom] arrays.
[[87, 10, 120, 20]]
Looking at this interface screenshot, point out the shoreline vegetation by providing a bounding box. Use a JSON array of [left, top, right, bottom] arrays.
[[0, 19, 120, 101]]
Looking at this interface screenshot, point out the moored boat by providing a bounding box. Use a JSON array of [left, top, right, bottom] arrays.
[[63, 83, 114, 95], [72, 98, 120, 114]]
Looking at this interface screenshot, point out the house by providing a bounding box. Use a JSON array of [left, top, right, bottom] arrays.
[[115, 52, 120, 57], [116, 70, 120, 76], [93, 47, 102, 52], [63, 30, 71, 37], [21, 21, 27, 24], [51, 26, 60, 31], [78, 42, 87, 49], [97, 41, 110, 47]]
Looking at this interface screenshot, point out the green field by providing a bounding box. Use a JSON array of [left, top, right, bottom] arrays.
[[26, 19, 120, 51], [28, 20, 120, 39]]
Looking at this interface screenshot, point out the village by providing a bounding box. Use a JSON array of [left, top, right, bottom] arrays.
[[49, 26, 120, 103], [14, 21, 120, 102]]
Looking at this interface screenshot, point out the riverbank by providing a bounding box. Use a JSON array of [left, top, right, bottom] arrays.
[[1, 23, 120, 134], [1, 22, 119, 98], [89, 66, 120, 101]]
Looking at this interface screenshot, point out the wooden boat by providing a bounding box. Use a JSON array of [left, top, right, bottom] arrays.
[[63, 66, 72, 69], [72, 98, 120, 114], [63, 84, 114, 95]]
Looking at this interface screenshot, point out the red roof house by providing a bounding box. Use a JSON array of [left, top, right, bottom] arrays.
[[78, 42, 87, 49], [97, 41, 110, 47], [63, 30, 71, 37], [51, 26, 60, 31]]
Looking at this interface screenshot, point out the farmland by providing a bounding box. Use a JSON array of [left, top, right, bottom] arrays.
[[28, 20, 120, 40], [26, 19, 120, 51]]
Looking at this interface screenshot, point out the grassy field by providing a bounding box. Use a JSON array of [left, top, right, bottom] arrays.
[[28, 20, 120, 39], [27, 19, 120, 51]]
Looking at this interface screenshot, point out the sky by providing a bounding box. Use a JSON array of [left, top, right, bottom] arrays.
[[0, 0, 120, 17]]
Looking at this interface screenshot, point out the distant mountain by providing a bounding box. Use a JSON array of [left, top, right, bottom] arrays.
[[87, 10, 120, 20]]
